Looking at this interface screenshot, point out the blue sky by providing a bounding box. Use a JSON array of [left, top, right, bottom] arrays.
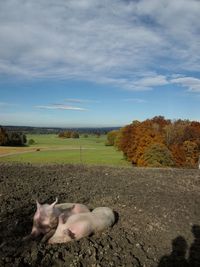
[[0, 0, 200, 127]]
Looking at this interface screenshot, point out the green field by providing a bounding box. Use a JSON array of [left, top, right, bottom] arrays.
[[0, 134, 130, 166]]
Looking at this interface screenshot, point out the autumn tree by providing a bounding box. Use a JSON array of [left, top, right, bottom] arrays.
[[131, 119, 166, 164], [115, 121, 140, 159], [0, 127, 8, 145], [58, 131, 72, 138], [164, 120, 188, 146], [58, 132, 65, 138], [71, 132, 79, 138], [183, 141, 198, 167], [116, 119, 167, 165]]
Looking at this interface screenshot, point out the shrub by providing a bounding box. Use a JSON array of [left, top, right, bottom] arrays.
[[28, 139, 35, 145]]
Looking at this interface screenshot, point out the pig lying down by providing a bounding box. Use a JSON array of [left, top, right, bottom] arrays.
[[24, 198, 90, 241], [48, 207, 115, 244]]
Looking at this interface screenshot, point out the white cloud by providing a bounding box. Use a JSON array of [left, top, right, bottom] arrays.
[[35, 104, 87, 111], [171, 76, 200, 92], [0, 102, 18, 108], [0, 0, 199, 89], [123, 98, 147, 103], [64, 98, 100, 104], [130, 75, 169, 90]]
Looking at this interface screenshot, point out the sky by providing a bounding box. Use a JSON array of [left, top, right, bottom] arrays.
[[0, 0, 200, 128]]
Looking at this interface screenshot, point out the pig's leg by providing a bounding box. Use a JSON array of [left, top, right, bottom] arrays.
[[41, 229, 56, 243], [22, 235, 32, 242], [64, 229, 76, 239], [64, 220, 93, 241]]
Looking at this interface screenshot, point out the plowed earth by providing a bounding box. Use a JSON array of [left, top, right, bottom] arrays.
[[0, 163, 200, 267]]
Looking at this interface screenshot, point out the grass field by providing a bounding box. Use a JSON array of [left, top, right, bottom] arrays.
[[0, 134, 130, 166]]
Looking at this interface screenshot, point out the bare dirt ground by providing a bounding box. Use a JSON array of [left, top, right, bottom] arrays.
[[0, 163, 200, 267]]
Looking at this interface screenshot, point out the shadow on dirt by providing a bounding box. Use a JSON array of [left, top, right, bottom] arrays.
[[188, 225, 200, 267], [157, 225, 200, 267], [157, 235, 189, 267]]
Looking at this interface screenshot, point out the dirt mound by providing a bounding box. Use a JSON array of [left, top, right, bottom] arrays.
[[0, 163, 200, 267]]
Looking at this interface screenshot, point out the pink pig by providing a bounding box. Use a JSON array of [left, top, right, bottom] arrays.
[[48, 207, 115, 244], [24, 198, 90, 241]]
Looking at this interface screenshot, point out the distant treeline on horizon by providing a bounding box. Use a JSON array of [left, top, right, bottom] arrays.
[[2, 125, 121, 135]]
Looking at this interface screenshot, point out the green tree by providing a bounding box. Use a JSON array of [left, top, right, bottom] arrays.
[[139, 143, 174, 167], [8, 132, 26, 146], [0, 127, 26, 146]]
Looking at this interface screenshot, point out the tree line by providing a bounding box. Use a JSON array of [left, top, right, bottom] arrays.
[[4, 126, 119, 135], [0, 127, 27, 146], [58, 131, 102, 139], [107, 116, 200, 168]]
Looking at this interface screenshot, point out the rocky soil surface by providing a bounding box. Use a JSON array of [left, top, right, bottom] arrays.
[[0, 163, 200, 267]]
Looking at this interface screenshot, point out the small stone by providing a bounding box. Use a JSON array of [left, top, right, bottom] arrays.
[[136, 243, 141, 248]]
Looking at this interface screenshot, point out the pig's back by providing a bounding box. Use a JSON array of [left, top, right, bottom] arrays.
[[55, 203, 89, 213], [91, 207, 115, 231], [66, 209, 114, 231], [55, 203, 75, 211], [66, 212, 94, 225]]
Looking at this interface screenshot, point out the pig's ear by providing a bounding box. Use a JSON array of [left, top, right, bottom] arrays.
[[36, 200, 41, 209], [50, 197, 58, 207], [71, 205, 75, 210]]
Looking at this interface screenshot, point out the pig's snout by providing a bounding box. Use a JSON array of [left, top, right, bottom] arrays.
[[22, 228, 40, 242]]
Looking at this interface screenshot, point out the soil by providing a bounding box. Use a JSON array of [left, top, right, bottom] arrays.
[[0, 163, 200, 267]]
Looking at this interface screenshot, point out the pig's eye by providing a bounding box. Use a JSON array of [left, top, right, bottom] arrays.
[[37, 220, 49, 228]]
